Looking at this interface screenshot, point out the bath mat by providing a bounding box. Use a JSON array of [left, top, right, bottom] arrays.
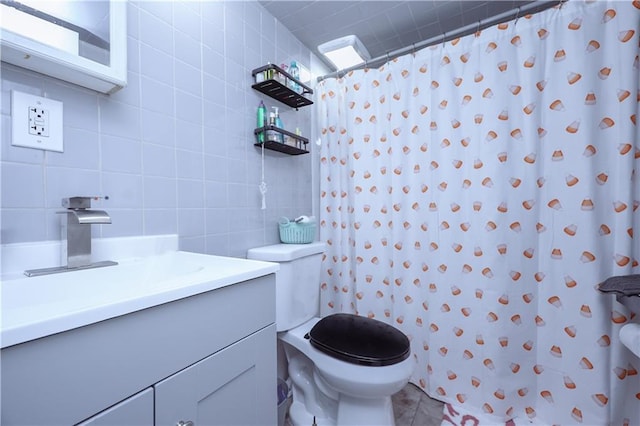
[[441, 403, 517, 426]]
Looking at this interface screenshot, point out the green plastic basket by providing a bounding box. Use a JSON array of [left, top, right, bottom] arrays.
[[279, 221, 316, 244]]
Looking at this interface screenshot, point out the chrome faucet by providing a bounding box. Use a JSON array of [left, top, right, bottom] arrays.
[[59, 196, 113, 268], [24, 196, 118, 277]]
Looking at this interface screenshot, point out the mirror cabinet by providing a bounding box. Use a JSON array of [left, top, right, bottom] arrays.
[[0, 0, 127, 94]]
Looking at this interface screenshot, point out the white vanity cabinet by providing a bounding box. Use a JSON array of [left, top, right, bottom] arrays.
[[1, 274, 277, 426]]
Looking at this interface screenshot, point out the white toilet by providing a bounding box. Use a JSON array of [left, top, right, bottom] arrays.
[[247, 242, 415, 426]]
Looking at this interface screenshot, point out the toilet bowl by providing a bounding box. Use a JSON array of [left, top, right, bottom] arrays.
[[281, 316, 415, 425], [247, 242, 415, 425]]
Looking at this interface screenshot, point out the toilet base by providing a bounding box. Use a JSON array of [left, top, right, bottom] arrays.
[[337, 394, 395, 426], [289, 397, 396, 426], [285, 344, 398, 426], [289, 399, 333, 426]]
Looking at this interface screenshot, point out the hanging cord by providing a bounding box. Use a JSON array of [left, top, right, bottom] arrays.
[[259, 143, 267, 209]]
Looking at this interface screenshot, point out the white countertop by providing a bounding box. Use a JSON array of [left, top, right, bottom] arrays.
[[1, 236, 278, 348]]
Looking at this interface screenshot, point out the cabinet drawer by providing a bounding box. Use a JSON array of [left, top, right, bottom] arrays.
[[155, 325, 277, 426]]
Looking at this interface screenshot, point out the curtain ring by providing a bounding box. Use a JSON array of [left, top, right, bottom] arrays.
[[386, 52, 390, 63], [475, 21, 481, 37], [514, 7, 521, 25], [441, 33, 446, 47]]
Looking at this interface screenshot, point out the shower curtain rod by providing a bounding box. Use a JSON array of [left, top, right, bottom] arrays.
[[317, 0, 565, 81]]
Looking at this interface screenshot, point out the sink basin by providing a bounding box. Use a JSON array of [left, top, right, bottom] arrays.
[[1, 250, 278, 348]]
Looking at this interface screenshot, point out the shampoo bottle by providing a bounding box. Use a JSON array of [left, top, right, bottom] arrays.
[[257, 101, 267, 142], [272, 107, 285, 143]]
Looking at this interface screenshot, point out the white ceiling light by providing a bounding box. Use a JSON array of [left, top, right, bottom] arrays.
[[318, 35, 370, 71]]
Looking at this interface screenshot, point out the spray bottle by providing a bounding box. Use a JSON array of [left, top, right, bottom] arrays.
[[256, 100, 267, 143], [272, 107, 285, 143]]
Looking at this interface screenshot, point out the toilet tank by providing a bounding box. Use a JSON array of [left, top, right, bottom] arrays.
[[247, 242, 326, 332]]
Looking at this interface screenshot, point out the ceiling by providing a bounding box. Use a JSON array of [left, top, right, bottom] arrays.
[[259, 1, 558, 72]]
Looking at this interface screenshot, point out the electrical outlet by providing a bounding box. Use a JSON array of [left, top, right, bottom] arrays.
[[28, 107, 50, 137], [11, 90, 63, 152]]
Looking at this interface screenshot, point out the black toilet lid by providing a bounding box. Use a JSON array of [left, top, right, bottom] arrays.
[[307, 313, 411, 366]]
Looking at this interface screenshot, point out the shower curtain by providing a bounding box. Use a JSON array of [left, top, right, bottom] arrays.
[[317, 1, 639, 424]]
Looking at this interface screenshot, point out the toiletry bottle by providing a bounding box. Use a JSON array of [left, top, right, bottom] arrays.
[[289, 61, 300, 93], [272, 107, 285, 143], [280, 63, 289, 87], [267, 111, 277, 141], [257, 100, 267, 143], [295, 127, 302, 148], [265, 62, 274, 81]]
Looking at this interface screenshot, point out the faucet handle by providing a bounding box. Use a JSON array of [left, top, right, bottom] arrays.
[[62, 196, 109, 209]]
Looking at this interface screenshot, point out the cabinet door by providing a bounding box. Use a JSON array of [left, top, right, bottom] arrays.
[[155, 325, 276, 426], [76, 388, 153, 426]]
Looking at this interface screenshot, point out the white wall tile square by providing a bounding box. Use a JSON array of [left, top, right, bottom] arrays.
[[1, 209, 47, 243], [204, 156, 227, 182], [144, 209, 178, 235], [46, 127, 100, 169], [44, 168, 101, 208], [143, 176, 177, 209], [173, 3, 202, 42], [174, 61, 202, 97], [175, 90, 202, 124], [101, 135, 142, 174], [174, 31, 202, 69], [101, 173, 144, 208], [175, 119, 203, 152], [143, 143, 176, 177], [177, 208, 205, 237], [99, 99, 142, 139], [1, 163, 44, 208], [141, 109, 175, 146], [140, 77, 174, 115], [177, 179, 205, 208], [139, 1, 173, 24], [176, 150, 204, 179], [139, 9, 173, 54], [140, 44, 174, 84]]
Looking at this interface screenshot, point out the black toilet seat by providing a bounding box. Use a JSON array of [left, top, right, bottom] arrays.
[[306, 313, 411, 366]]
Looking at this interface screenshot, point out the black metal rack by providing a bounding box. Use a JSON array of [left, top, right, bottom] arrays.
[[251, 64, 313, 109], [252, 63, 313, 155], [254, 125, 309, 155]]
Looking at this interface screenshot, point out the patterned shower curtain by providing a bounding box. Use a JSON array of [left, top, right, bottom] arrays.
[[317, 1, 640, 424]]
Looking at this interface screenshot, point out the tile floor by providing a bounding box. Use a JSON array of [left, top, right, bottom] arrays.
[[392, 383, 444, 426]]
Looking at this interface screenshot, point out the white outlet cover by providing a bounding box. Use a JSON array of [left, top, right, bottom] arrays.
[[11, 90, 63, 152]]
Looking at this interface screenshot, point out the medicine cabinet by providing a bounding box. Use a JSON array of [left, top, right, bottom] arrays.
[[252, 63, 313, 155], [0, 0, 127, 94]]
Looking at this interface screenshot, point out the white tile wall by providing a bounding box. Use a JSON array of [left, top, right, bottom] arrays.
[[0, 0, 323, 258]]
